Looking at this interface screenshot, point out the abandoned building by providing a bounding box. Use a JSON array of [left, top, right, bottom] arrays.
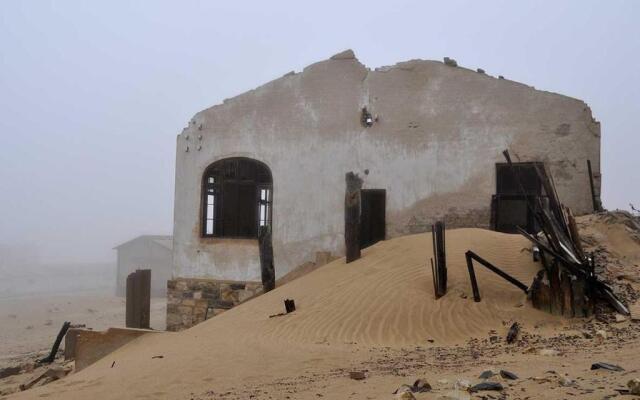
[[114, 235, 173, 297], [167, 49, 601, 330]]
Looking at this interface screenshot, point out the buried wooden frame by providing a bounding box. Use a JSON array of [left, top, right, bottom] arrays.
[[464, 250, 529, 302]]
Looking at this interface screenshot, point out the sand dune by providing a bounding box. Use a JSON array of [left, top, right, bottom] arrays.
[[11, 228, 563, 400]]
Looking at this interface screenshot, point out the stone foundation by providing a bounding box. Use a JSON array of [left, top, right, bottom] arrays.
[[166, 277, 263, 331]]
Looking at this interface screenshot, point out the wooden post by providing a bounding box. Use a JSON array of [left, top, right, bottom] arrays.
[[258, 226, 275, 292], [126, 269, 151, 329], [465, 252, 481, 302], [345, 172, 363, 263], [431, 221, 447, 298], [560, 271, 574, 318]]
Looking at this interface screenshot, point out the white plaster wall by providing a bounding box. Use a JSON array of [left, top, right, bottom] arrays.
[[116, 239, 173, 297], [172, 50, 601, 281]]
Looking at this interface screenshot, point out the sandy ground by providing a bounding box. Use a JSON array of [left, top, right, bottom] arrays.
[[0, 293, 166, 363], [3, 213, 640, 400]]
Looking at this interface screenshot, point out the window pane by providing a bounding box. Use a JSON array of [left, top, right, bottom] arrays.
[[207, 194, 214, 206], [260, 204, 266, 221], [208, 177, 215, 184], [206, 220, 213, 234], [207, 204, 214, 218]]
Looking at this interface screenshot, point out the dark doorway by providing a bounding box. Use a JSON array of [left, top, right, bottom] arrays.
[[360, 189, 386, 249], [492, 162, 544, 234]]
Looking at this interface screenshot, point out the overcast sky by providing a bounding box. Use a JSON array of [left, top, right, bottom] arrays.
[[1, 1, 638, 263]]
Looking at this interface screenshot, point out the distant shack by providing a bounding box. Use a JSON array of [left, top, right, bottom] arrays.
[[113, 235, 172, 297]]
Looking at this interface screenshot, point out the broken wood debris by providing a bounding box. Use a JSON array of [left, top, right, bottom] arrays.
[[269, 299, 296, 318], [284, 299, 296, 313], [430, 221, 447, 299], [501, 150, 628, 317]]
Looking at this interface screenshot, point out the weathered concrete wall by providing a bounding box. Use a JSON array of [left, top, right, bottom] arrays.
[[166, 278, 262, 331], [116, 237, 173, 297], [69, 328, 163, 371], [172, 50, 601, 282]]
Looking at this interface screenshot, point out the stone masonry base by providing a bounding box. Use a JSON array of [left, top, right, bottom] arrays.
[[166, 277, 263, 331]]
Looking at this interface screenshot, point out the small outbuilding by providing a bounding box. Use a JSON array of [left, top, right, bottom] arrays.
[[114, 235, 173, 297]]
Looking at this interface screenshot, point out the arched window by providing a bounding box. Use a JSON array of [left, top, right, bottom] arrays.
[[202, 158, 272, 238]]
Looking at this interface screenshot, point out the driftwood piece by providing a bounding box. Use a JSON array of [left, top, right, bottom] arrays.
[[345, 172, 363, 263], [258, 226, 276, 292]]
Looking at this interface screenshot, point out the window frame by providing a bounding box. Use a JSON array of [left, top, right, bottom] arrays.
[[200, 158, 272, 239]]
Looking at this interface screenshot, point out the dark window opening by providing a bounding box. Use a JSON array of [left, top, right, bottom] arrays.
[[360, 189, 386, 249], [492, 162, 545, 234], [201, 158, 272, 238]]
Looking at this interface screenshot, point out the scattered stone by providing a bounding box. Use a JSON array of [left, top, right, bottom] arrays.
[[595, 330, 608, 342], [455, 379, 471, 391], [506, 322, 520, 344], [476, 68, 485, 74], [395, 390, 416, 400], [559, 376, 574, 387], [443, 57, 458, 67], [349, 371, 366, 380], [151, 355, 164, 359], [539, 348, 559, 356], [470, 382, 504, 392], [615, 313, 628, 323], [628, 378, 640, 395], [591, 362, 624, 372], [500, 370, 518, 380], [479, 370, 496, 379], [412, 379, 432, 392], [393, 384, 414, 395], [437, 379, 449, 385]]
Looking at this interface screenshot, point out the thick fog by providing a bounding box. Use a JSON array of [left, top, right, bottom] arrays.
[[1, 0, 638, 276]]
